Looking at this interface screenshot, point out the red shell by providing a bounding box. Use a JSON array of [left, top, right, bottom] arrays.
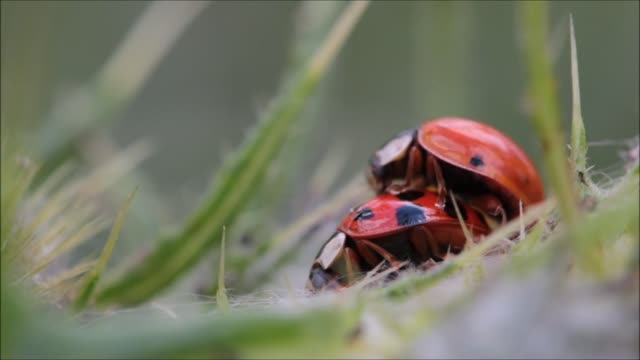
[[338, 191, 489, 238], [418, 117, 545, 207]]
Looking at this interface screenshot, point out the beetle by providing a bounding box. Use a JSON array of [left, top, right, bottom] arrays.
[[366, 117, 545, 222], [306, 190, 490, 292]]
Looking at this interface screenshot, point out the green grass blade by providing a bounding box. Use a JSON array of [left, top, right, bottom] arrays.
[[289, 1, 347, 69], [11, 300, 362, 359], [74, 188, 137, 310], [518, 2, 578, 226], [95, 1, 371, 306], [569, 15, 588, 179], [4, 264, 363, 359], [31, 1, 210, 250], [570, 166, 639, 275], [41, 259, 96, 290], [215, 2, 349, 287], [35, 1, 210, 172], [380, 198, 556, 300], [216, 226, 229, 312], [448, 191, 473, 243], [239, 176, 370, 290], [0, 146, 36, 252], [411, 1, 473, 118]]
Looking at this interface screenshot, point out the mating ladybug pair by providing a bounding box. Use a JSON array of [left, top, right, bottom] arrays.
[[306, 117, 545, 292]]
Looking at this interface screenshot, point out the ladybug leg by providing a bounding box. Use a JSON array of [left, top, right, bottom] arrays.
[[404, 146, 425, 190], [495, 206, 507, 224], [353, 239, 382, 268], [355, 239, 401, 268], [422, 226, 446, 260], [426, 153, 447, 209], [343, 247, 363, 286], [467, 194, 507, 224], [410, 226, 446, 265], [408, 226, 431, 261]]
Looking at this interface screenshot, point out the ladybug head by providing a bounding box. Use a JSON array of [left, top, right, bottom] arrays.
[[366, 128, 417, 193], [366, 161, 385, 193]]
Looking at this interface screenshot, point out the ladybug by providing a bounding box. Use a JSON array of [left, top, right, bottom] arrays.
[[366, 117, 545, 222], [306, 190, 490, 292]]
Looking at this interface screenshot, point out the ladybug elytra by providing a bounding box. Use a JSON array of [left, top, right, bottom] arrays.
[[366, 117, 545, 222]]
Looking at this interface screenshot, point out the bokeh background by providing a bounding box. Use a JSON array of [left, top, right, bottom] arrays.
[[2, 1, 638, 292]]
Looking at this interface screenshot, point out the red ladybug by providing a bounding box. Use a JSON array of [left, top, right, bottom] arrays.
[[306, 190, 490, 292], [366, 117, 545, 222]]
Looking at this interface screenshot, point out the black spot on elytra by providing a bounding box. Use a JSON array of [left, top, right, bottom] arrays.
[[470, 154, 484, 167], [354, 206, 374, 221], [444, 197, 468, 220], [396, 204, 427, 226], [396, 190, 424, 201]]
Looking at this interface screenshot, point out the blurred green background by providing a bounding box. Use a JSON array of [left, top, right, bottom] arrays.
[[2, 0, 638, 290]]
